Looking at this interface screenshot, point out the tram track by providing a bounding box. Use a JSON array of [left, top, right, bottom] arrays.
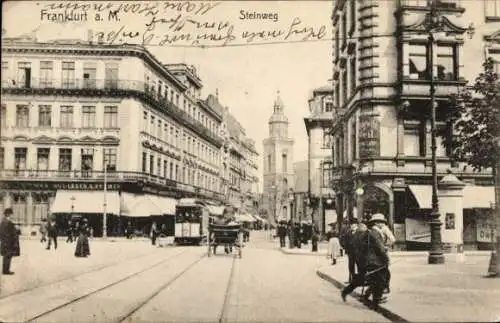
[[218, 255, 237, 323], [0, 248, 189, 323], [0, 248, 167, 300]]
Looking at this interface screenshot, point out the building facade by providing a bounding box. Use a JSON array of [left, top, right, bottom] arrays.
[[262, 93, 295, 223], [0, 36, 258, 236], [330, 0, 498, 250], [304, 85, 336, 233]]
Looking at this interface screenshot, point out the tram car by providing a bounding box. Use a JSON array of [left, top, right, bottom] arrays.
[[174, 198, 210, 245]]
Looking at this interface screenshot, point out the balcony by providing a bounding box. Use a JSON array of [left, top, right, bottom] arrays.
[[400, 0, 465, 13], [0, 169, 225, 201], [1, 78, 224, 147]]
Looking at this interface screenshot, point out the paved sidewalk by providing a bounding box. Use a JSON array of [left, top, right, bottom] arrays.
[[317, 253, 500, 322]]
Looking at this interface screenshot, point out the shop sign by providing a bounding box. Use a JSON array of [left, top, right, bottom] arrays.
[[393, 223, 406, 242], [405, 218, 431, 243], [0, 181, 121, 191], [359, 114, 380, 159], [477, 217, 496, 243]]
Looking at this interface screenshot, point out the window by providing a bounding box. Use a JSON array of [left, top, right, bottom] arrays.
[[164, 123, 169, 141], [0, 148, 4, 170], [175, 129, 179, 147], [82, 106, 96, 128], [325, 102, 333, 113], [38, 105, 51, 127], [350, 55, 357, 95], [142, 152, 147, 172], [104, 106, 118, 128], [14, 148, 27, 170], [32, 193, 49, 224], [409, 44, 428, 80], [60, 106, 73, 128], [282, 153, 287, 172], [103, 148, 117, 171], [143, 111, 148, 132], [81, 148, 94, 177], [149, 154, 154, 175], [16, 104, 29, 127], [323, 130, 333, 149], [37, 148, 49, 172], [83, 62, 97, 88], [404, 121, 425, 156], [437, 45, 457, 81], [163, 160, 168, 178], [61, 62, 75, 88], [39, 61, 53, 88], [1, 61, 8, 87], [157, 158, 161, 176], [1, 105, 6, 128], [169, 162, 173, 180], [350, 0, 356, 34], [335, 83, 340, 109], [58, 148, 72, 172], [335, 28, 340, 60], [342, 70, 348, 104], [485, 0, 500, 18], [342, 11, 347, 49], [322, 162, 333, 188], [170, 126, 174, 144], [351, 119, 357, 160], [17, 62, 31, 88], [104, 62, 119, 88]]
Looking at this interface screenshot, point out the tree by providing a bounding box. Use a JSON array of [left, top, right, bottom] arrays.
[[442, 57, 500, 276], [442, 57, 500, 171]]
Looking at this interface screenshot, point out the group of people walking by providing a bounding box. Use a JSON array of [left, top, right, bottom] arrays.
[[39, 217, 91, 257], [338, 213, 395, 307], [276, 221, 318, 251]]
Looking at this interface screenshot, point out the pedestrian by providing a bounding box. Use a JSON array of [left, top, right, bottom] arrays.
[[66, 220, 74, 243], [277, 222, 286, 248], [40, 218, 47, 243], [151, 221, 158, 246], [326, 223, 341, 265], [311, 226, 319, 252], [46, 218, 58, 250], [75, 218, 91, 257], [341, 222, 369, 301], [287, 221, 295, 249], [370, 213, 395, 294], [126, 221, 132, 239], [340, 219, 358, 283], [294, 222, 302, 248], [356, 214, 390, 307], [0, 208, 20, 275]]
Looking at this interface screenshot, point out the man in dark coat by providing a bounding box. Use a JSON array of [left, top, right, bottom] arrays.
[[46, 219, 58, 250], [341, 223, 369, 300], [277, 223, 286, 248], [0, 208, 20, 275], [340, 220, 358, 283]]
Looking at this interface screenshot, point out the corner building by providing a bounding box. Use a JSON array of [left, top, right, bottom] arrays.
[[330, 0, 498, 250], [0, 38, 225, 236]]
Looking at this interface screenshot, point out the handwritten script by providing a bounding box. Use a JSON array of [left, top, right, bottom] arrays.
[[39, 1, 328, 47]]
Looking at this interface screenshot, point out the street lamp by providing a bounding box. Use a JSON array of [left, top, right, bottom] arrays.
[[488, 136, 500, 276], [423, 0, 474, 264], [70, 195, 76, 218], [288, 188, 294, 222]]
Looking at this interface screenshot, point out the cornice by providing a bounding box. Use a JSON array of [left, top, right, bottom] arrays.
[[1, 42, 187, 92]]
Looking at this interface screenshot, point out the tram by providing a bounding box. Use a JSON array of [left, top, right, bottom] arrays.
[[174, 198, 210, 245]]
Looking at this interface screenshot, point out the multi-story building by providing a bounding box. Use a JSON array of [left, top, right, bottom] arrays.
[[304, 85, 335, 233], [0, 36, 227, 236], [262, 93, 295, 223], [330, 0, 498, 250]]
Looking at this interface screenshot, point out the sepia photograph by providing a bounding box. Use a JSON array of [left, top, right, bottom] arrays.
[[0, 0, 500, 322]]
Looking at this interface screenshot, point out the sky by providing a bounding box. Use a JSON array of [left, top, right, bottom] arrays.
[[2, 1, 333, 192]]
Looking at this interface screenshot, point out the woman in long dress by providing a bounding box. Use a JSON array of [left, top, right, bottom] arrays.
[[326, 223, 341, 265], [75, 218, 90, 257]]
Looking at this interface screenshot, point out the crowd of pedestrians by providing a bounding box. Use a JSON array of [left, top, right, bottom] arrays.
[[276, 220, 319, 251]]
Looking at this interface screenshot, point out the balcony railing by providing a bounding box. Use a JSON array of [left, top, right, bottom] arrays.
[[0, 169, 225, 201], [2, 78, 224, 147]]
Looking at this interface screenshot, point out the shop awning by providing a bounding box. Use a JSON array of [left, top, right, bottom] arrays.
[[149, 195, 177, 215], [120, 193, 163, 217], [235, 213, 256, 222], [463, 186, 495, 209], [51, 190, 120, 215], [409, 185, 432, 209], [207, 205, 225, 216]]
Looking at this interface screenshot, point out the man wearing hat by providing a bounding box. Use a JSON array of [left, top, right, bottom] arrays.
[[370, 213, 395, 294], [0, 208, 20, 275]]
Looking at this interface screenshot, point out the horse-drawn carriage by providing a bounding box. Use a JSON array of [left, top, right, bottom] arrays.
[[207, 223, 244, 258]]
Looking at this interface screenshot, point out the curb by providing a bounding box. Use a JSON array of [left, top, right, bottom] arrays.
[[316, 269, 410, 323], [278, 247, 327, 256]]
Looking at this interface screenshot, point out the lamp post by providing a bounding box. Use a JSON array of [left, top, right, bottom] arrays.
[[423, 0, 474, 264], [70, 196, 75, 220], [488, 136, 500, 276], [103, 162, 108, 239], [288, 188, 294, 222]]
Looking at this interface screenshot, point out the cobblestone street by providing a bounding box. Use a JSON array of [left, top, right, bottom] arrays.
[[0, 232, 388, 322]]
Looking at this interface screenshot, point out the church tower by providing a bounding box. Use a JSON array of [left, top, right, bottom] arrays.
[[262, 91, 295, 223]]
